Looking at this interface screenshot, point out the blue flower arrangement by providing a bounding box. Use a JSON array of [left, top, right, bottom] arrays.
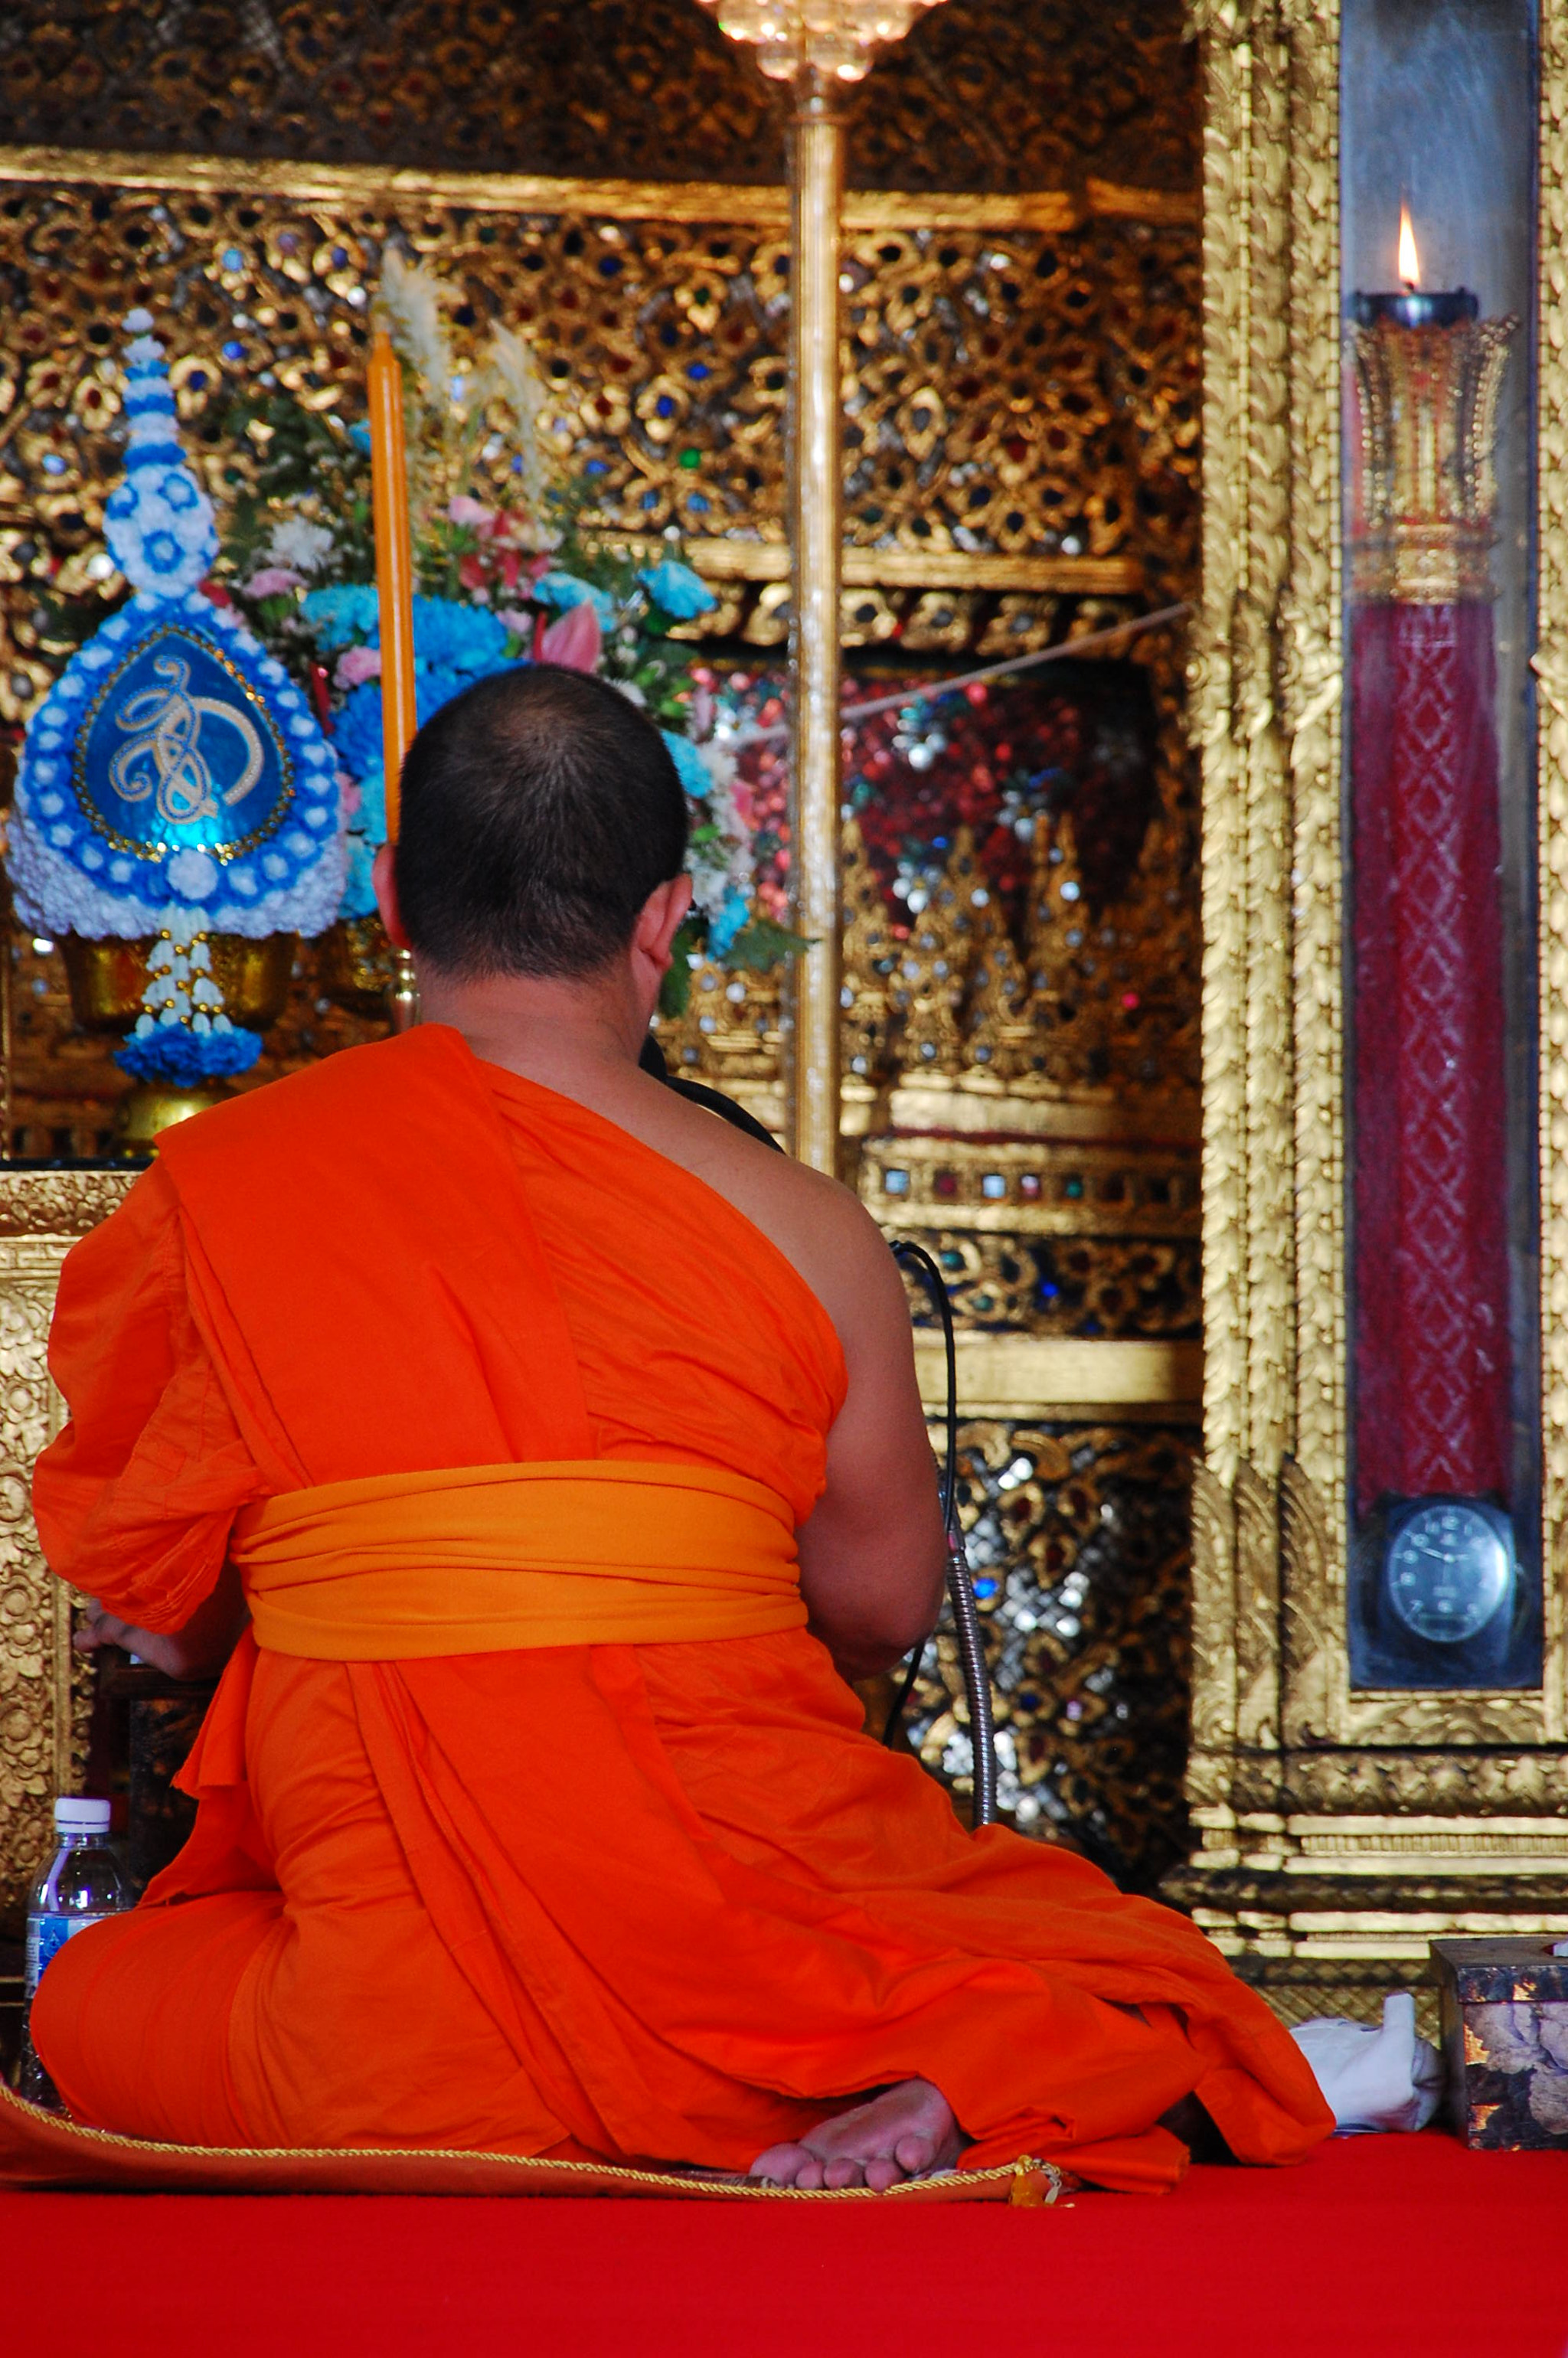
[[213, 253, 797, 1000], [299, 583, 381, 653], [531, 572, 617, 624], [119, 1021, 262, 1086], [662, 730, 716, 803], [7, 313, 348, 1086], [300, 588, 512, 675], [637, 560, 716, 622]]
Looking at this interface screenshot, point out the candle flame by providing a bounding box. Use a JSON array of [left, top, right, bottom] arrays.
[[1398, 203, 1420, 290]]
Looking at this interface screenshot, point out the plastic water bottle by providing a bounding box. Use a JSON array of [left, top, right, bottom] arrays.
[[18, 1798, 131, 2110]]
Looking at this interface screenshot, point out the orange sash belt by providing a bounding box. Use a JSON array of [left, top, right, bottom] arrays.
[[230, 1460, 805, 1659]]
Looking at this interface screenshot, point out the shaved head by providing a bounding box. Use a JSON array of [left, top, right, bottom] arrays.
[[393, 663, 688, 980]]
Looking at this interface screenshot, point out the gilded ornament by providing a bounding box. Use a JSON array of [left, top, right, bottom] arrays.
[[0, 0, 1201, 200], [1348, 316, 1517, 604], [1179, 3, 1568, 2010], [0, 1180, 132, 1926]]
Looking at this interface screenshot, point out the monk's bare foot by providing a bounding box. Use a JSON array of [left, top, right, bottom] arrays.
[[750, 2078, 965, 2193]]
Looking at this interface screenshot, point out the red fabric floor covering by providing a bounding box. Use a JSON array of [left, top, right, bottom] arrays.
[[5, 2132, 1566, 2358]]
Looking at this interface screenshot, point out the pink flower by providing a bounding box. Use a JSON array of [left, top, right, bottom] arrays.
[[496, 608, 534, 637], [730, 776, 756, 831], [448, 495, 495, 531], [246, 566, 303, 598], [335, 645, 382, 689], [539, 600, 603, 674]]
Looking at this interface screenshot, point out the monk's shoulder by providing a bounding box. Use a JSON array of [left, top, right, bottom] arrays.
[[659, 1092, 893, 1328]]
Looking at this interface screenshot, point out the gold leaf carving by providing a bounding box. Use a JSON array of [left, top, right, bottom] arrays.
[[1232, 1459, 1279, 1755], [1282, 1749, 1568, 1815], [0, 1239, 92, 1929], [1537, 0, 1568, 1749], [1186, 1459, 1237, 1806], [1279, 1455, 1335, 1746], [0, 3, 1200, 202]]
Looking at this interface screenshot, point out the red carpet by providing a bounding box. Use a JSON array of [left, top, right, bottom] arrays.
[[5, 2132, 1565, 2358]]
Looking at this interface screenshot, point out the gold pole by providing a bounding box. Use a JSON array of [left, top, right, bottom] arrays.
[[786, 70, 846, 1174]]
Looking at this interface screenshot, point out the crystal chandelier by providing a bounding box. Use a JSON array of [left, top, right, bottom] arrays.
[[696, 0, 949, 81]]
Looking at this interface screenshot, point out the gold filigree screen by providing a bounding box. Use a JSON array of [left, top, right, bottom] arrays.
[[0, 0, 1198, 195], [0, 177, 1197, 708], [0, 165, 1200, 1156]]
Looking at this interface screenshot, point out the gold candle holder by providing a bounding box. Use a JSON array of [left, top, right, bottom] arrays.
[[1348, 306, 1515, 605]]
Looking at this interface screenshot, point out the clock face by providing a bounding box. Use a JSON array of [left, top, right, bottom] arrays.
[[1386, 1504, 1513, 1645]]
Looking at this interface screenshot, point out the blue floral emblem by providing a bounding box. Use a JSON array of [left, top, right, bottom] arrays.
[[79, 627, 292, 857], [8, 313, 345, 948]]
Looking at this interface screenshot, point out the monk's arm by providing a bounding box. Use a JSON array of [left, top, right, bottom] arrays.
[[38, 1163, 263, 1675], [75, 1553, 250, 1682], [794, 1197, 948, 1680]]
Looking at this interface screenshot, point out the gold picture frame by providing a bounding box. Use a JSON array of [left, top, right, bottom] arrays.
[[1178, 0, 1568, 2013]]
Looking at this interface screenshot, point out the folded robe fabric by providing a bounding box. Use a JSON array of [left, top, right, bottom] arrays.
[[30, 1026, 1331, 2189]]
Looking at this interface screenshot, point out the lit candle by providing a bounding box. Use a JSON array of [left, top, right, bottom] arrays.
[[1351, 203, 1477, 329], [367, 326, 417, 843]]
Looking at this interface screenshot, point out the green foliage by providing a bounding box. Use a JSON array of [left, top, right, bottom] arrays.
[[725, 917, 813, 971], [544, 485, 697, 723], [25, 579, 131, 665], [416, 513, 483, 601], [655, 914, 808, 1022], [658, 919, 704, 1018], [218, 397, 375, 586]]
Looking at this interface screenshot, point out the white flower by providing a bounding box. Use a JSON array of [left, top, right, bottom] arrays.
[[166, 848, 220, 902], [379, 247, 452, 397], [482, 322, 554, 514], [264, 518, 335, 576]]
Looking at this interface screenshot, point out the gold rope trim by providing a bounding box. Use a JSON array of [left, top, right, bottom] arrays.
[[0, 2081, 1066, 2204]]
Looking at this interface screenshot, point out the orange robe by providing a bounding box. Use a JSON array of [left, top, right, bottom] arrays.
[[32, 1027, 1330, 2189]]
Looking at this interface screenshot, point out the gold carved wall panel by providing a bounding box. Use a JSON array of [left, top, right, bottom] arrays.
[[0, 171, 1197, 713], [1179, 1, 1568, 2016], [0, 1174, 129, 1925], [0, 1, 1198, 198]]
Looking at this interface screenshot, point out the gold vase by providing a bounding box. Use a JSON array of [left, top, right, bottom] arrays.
[[315, 915, 396, 1019], [62, 931, 299, 1147]]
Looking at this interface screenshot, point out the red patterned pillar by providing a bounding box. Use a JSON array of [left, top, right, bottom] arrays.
[[1348, 312, 1516, 1517], [1351, 601, 1509, 1507]]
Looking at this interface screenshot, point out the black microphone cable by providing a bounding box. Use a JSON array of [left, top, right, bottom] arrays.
[[885, 1239, 999, 1829]]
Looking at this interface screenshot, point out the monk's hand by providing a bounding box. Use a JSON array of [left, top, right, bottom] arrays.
[[74, 1600, 187, 1678]]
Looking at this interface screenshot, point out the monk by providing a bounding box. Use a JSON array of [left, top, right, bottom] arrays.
[[31, 663, 1340, 2192]]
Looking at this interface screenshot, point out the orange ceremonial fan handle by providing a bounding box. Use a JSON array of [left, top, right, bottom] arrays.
[[368, 325, 418, 844]]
